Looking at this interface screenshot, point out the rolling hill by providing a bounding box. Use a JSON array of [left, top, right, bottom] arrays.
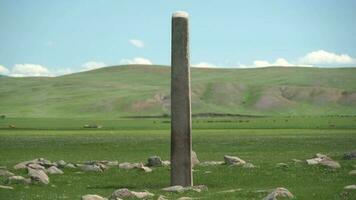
[[0, 65, 356, 118]]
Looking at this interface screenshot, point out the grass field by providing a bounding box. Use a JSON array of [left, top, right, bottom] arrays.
[[1, 118, 356, 200]]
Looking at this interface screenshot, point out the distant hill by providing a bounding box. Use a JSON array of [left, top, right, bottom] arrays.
[[0, 65, 355, 118]]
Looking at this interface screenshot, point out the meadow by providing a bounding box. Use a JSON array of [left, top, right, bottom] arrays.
[[1, 117, 356, 200]]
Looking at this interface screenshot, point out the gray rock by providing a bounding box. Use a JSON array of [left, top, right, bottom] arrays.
[[147, 156, 162, 167], [306, 153, 341, 169], [162, 185, 185, 193], [6, 175, 31, 185], [27, 163, 45, 170], [80, 164, 103, 172], [118, 162, 142, 170], [188, 185, 208, 192], [343, 151, 356, 160], [110, 188, 153, 199], [348, 170, 356, 175], [131, 191, 154, 198], [46, 166, 64, 174], [28, 168, 49, 184], [55, 160, 67, 168], [0, 169, 14, 177], [199, 161, 224, 166], [137, 164, 152, 173], [161, 160, 171, 166], [319, 159, 341, 169], [65, 163, 76, 169], [263, 187, 294, 200], [0, 185, 14, 190], [191, 151, 200, 167], [224, 155, 246, 165], [81, 194, 108, 200], [177, 197, 193, 200], [344, 185, 356, 190]]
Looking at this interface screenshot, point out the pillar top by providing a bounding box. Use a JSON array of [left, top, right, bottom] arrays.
[[173, 11, 189, 18]]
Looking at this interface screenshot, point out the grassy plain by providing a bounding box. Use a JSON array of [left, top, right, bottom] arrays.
[[0, 117, 356, 200]]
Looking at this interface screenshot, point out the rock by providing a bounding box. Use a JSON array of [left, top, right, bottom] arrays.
[[137, 164, 152, 173], [106, 161, 119, 167], [177, 197, 192, 200], [161, 160, 171, 166], [343, 151, 356, 160], [6, 175, 31, 184], [218, 188, 242, 193], [14, 158, 56, 170], [0, 185, 14, 190], [46, 166, 64, 174], [224, 155, 246, 165], [276, 163, 288, 168], [348, 170, 356, 175], [118, 162, 142, 170], [157, 195, 168, 200], [344, 185, 356, 190], [263, 187, 294, 200], [162, 185, 185, 193], [28, 168, 49, 184], [27, 163, 46, 170], [199, 161, 224, 166], [110, 188, 153, 199], [65, 163, 76, 169], [242, 163, 256, 168], [319, 160, 341, 169], [191, 151, 200, 166], [81, 194, 108, 200], [147, 156, 163, 167], [14, 160, 34, 170], [80, 164, 103, 172], [189, 185, 208, 192], [55, 160, 67, 168], [306, 158, 322, 165], [0, 169, 14, 177], [315, 153, 328, 159]]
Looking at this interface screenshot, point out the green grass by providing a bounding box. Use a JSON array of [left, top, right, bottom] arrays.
[[1, 128, 356, 200], [1, 65, 356, 118]]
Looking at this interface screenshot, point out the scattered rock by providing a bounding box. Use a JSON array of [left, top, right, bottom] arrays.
[[276, 163, 288, 168], [191, 151, 200, 166], [199, 161, 224, 166], [110, 188, 154, 199], [242, 163, 256, 168], [224, 155, 246, 166], [189, 185, 208, 192], [162, 185, 185, 193], [46, 166, 64, 174], [27, 163, 45, 170], [344, 185, 356, 190], [157, 195, 168, 200], [0, 169, 14, 177], [306, 153, 341, 169], [348, 170, 356, 175], [14, 158, 56, 170], [82, 194, 108, 200], [6, 175, 31, 185], [343, 151, 356, 160], [118, 162, 142, 170], [177, 197, 192, 200], [0, 185, 14, 190], [162, 160, 171, 166], [147, 156, 162, 167], [65, 163, 76, 169], [138, 165, 152, 173], [28, 168, 49, 185], [55, 160, 67, 168], [263, 187, 294, 200], [79, 164, 103, 172]]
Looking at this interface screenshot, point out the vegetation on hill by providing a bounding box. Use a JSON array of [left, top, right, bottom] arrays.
[[0, 65, 355, 118]]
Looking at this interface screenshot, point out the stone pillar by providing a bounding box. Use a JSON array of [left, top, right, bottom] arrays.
[[170, 11, 192, 187]]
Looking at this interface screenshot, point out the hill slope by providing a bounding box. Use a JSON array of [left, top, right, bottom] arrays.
[[0, 65, 356, 118]]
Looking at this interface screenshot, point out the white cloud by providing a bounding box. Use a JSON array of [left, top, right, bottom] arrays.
[[11, 64, 52, 77], [193, 62, 222, 68], [299, 50, 355, 65], [129, 39, 144, 48], [120, 57, 152, 65], [252, 58, 295, 68], [0, 65, 10, 74], [81, 61, 106, 71]]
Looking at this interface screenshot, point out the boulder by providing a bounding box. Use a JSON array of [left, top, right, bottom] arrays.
[[131, 191, 154, 199], [162, 160, 171, 166], [81, 194, 108, 200], [162, 185, 185, 193], [118, 162, 142, 170], [79, 164, 103, 172], [147, 156, 162, 167], [199, 161, 224, 166], [65, 163, 76, 169], [191, 151, 200, 166], [136, 164, 152, 173], [343, 151, 356, 160], [6, 175, 31, 185], [28, 168, 49, 185], [306, 153, 341, 169], [348, 170, 356, 175], [0, 185, 14, 190], [224, 155, 246, 165], [55, 160, 67, 168], [27, 163, 45, 170], [46, 166, 64, 174], [0, 169, 14, 177], [263, 187, 294, 200], [319, 159, 341, 169], [344, 185, 356, 190], [110, 188, 153, 199]]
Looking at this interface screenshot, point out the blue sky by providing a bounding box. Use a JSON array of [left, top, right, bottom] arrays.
[[1, 0, 356, 76]]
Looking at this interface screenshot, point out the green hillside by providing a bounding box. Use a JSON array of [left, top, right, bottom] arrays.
[[0, 65, 356, 118]]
